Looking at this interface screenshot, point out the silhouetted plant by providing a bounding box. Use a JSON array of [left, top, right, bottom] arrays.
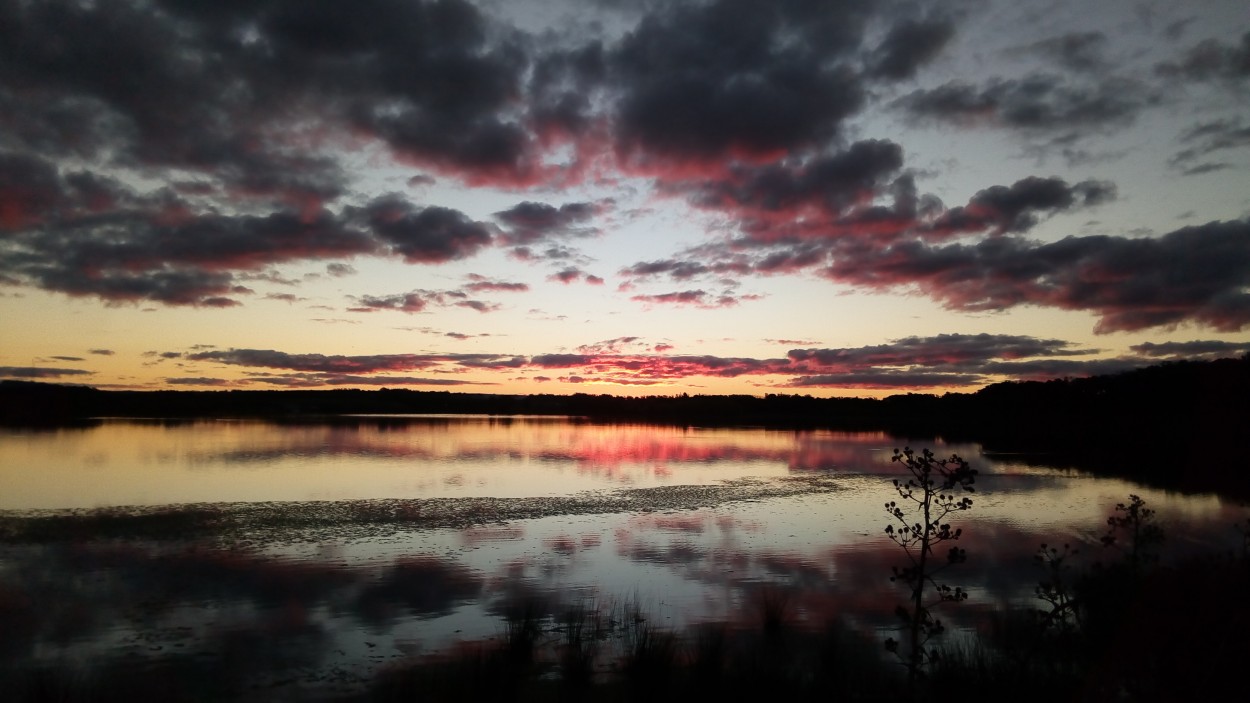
[[558, 600, 608, 689], [1033, 542, 1081, 635], [883, 446, 977, 683], [1100, 494, 1163, 572]]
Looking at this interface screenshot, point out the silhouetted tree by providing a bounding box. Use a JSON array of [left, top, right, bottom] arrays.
[[883, 447, 977, 683], [1033, 542, 1082, 636], [1100, 494, 1163, 573]]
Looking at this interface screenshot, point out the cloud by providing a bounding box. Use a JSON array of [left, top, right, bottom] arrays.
[[577, 337, 644, 354], [355, 276, 526, 314], [0, 366, 94, 378], [494, 201, 599, 244], [358, 195, 495, 264], [680, 140, 906, 222], [1130, 340, 1250, 359], [0, 153, 380, 305], [88, 348, 115, 355], [1169, 119, 1250, 172], [867, 18, 956, 80], [1020, 32, 1109, 73], [929, 176, 1115, 235], [455, 299, 501, 313], [895, 74, 1154, 132], [1156, 31, 1250, 82], [247, 374, 485, 388], [785, 371, 984, 389], [352, 292, 431, 313], [629, 290, 750, 308], [188, 349, 442, 374], [167, 332, 1184, 390], [608, 0, 870, 165], [166, 377, 235, 387], [463, 274, 529, 293], [788, 334, 1088, 371], [186, 349, 525, 380], [548, 267, 602, 285], [821, 219, 1250, 333], [622, 172, 1116, 296]]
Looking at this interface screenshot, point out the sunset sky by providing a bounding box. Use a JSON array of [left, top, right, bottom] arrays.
[[2, 0, 1249, 396]]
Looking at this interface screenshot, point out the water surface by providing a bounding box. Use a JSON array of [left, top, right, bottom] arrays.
[[1, 417, 1244, 697]]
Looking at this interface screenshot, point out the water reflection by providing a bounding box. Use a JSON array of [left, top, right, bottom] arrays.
[[1, 418, 1247, 697]]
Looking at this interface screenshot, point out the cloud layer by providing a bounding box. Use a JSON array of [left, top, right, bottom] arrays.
[[2, 1, 1248, 391]]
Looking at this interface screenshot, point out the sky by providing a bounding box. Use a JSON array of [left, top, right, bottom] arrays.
[[1, 0, 1249, 397]]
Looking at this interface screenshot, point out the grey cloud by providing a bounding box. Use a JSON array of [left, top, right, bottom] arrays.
[[822, 219, 1250, 333], [360, 195, 495, 263], [0, 366, 94, 378], [1156, 31, 1250, 82], [868, 18, 955, 80], [494, 201, 598, 244], [609, 0, 872, 161], [896, 74, 1154, 132]]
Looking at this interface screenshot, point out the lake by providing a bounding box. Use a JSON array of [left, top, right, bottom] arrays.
[[1, 416, 1245, 698]]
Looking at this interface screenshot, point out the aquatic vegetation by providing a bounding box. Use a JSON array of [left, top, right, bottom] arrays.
[[882, 447, 977, 682]]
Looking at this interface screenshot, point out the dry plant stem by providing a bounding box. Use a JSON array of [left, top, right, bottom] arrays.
[[883, 446, 977, 683]]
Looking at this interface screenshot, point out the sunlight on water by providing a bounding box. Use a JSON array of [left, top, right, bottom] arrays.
[[1, 418, 903, 508]]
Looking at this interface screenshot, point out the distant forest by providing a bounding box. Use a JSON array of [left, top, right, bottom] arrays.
[[4, 356, 1249, 498]]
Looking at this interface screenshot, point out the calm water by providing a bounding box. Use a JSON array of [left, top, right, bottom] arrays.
[[1, 417, 1245, 696]]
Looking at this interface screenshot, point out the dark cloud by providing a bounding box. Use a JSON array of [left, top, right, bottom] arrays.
[[822, 219, 1250, 333], [169, 331, 1164, 390], [609, 0, 871, 164], [188, 349, 440, 374], [868, 18, 955, 80], [629, 290, 753, 308], [1130, 340, 1250, 358], [166, 377, 235, 387], [0, 153, 379, 305], [0, 366, 93, 378], [455, 299, 501, 313], [624, 173, 1115, 291], [530, 353, 593, 368], [789, 334, 1087, 371], [786, 370, 984, 389], [261, 374, 484, 387], [493, 201, 599, 244], [896, 75, 1153, 132], [978, 358, 1145, 379], [620, 259, 713, 280], [930, 176, 1115, 235], [1169, 119, 1250, 172], [88, 349, 115, 355], [548, 267, 603, 285], [359, 195, 495, 264], [1156, 31, 1250, 82], [577, 337, 643, 354], [187, 348, 522, 377], [528, 43, 607, 137], [1021, 32, 1109, 73], [682, 140, 905, 219], [352, 290, 430, 311], [463, 274, 529, 293], [353, 286, 512, 314]]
